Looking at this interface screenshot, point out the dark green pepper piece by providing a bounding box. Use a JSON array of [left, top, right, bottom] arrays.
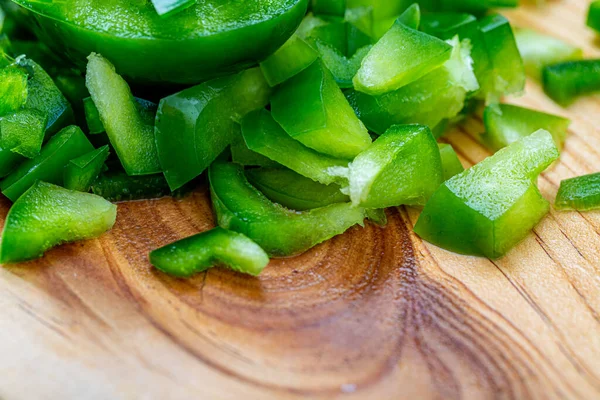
[[420, 12, 477, 39], [91, 171, 171, 202], [64, 145, 109, 192], [0, 181, 116, 264], [83, 96, 157, 135], [259, 34, 319, 87], [0, 109, 47, 158], [542, 60, 600, 107], [315, 41, 370, 88], [438, 143, 464, 181], [0, 66, 27, 115], [587, 1, 600, 33], [0, 148, 24, 178], [555, 173, 600, 211], [230, 133, 280, 168], [311, 0, 346, 17]]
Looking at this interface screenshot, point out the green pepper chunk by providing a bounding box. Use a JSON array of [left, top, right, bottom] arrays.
[[0, 181, 116, 264], [428, 0, 518, 13], [241, 109, 348, 185], [209, 161, 368, 257], [0, 125, 94, 202], [0, 66, 27, 115], [482, 104, 570, 152], [155, 67, 271, 191], [396, 3, 421, 29], [311, 0, 346, 17], [64, 145, 109, 192], [150, 227, 270, 278], [315, 42, 371, 88], [259, 34, 319, 87], [420, 12, 477, 39], [542, 60, 600, 107], [438, 143, 464, 181], [271, 61, 371, 159], [151, 0, 195, 18], [246, 167, 349, 211], [230, 133, 280, 168], [587, 1, 600, 34], [555, 173, 600, 211], [91, 170, 172, 202], [353, 18, 452, 95], [86, 53, 160, 176], [0, 109, 47, 158], [0, 149, 24, 178], [13, 0, 309, 84], [346, 0, 404, 21], [515, 29, 582, 80], [345, 124, 442, 208], [83, 96, 157, 135], [414, 129, 559, 259]]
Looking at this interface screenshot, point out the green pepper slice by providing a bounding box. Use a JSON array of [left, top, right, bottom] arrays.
[[230, 133, 280, 168], [64, 145, 109, 192], [91, 170, 171, 202], [555, 173, 600, 211], [542, 60, 600, 106], [438, 143, 464, 181], [587, 1, 600, 34], [311, 0, 346, 17], [0, 109, 47, 158], [259, 34, 319, 87], [151, 0, 195, 18], [0, 66, 27, 115], [83, 96, 157, 135], [0, 181, 116, 264], [315, 42, 371, 88]]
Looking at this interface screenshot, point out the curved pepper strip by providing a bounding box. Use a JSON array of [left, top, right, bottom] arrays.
[[542, 60, 600, 106], [555, 173, 600, 211]]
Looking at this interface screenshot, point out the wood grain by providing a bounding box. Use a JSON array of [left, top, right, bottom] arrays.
[[1, 1, 600, 399]]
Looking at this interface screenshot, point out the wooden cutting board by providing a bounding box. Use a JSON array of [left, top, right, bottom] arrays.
[[1, 1, 599, 399]]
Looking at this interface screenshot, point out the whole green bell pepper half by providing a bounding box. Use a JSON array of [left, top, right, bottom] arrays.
[[91, 171, 172, 203], [0, 125, 94, 202], [150, 227, 270, 278], [414, 129, 559, 259], [0, 109, 47, 158], [438, 143, 464, 181], [155, 67, 271, 191], [271, 60, 371, 160], [542, 60, 600, 107], [0, 181, 116, 264], [482, 103, 570, 152], [346, 124, 443, 208], [0, 66, 27, 115], [555, 173, 600, 211], [246, 167, 349, 211], [209, 161, 369, 257], [587, 1, 600, 33], [259, 34, 319, 87], [63, 145, 110, 192], [12, 0, 308, 84]]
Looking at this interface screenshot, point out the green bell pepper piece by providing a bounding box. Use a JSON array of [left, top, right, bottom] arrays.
[[271, 61, 371, 159], [438, 143, 464, 181], [345, 6, 374, 38], [150, 227, 270, 278], [515, 29, 583, 80], [429, 0, 518, 13], [0, 109, 47, 158], [315, 42, 371, 88], [0, 66, 27, 115], [311, 0, 346, 17], [0, 148, 24, 177], [151, 0, 195, 18], [298, 13, 372, 57], [346, 0, 404, 21], [246, 167, 349, 211], [482, 103, 570, 152], [0, 33, 10, 52], [346, 124, 443, 208], [420, 12, 477, 39], [230, 133, 280, 168], [555, 173, 600, 211], [0, 181, 116, 264], [348, 36, 478, 134], [13, 0, 309, 84], [64, 145, 109, 192], [414, 129, 559, 259], [241, 109, 349, 185], [353, 17, 451, 95], [587, 1, 600, 33], [0, 125, 94, 201], [259, 34, 319, 87], [209, 161, 368, 257], [86, 53, 160, 176], [542, 60, 600, 107], [91, 170, 172, 202], [155, 67, 271, 191], [83, 96, 157, 135]]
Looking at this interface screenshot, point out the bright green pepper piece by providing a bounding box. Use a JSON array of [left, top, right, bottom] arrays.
[[555, 173, 600, 211], [587, 1, 600, 33], [430, 0, 518, 13], [150, 227, 270, 277], [0, 66, 27, 115], [259, 34, 319, 87], [271, 61, 371, 159], [230, 133, 280, 168], [0, 148, 24, 177], [298, 14, 372, 57], [0, 125, 94, 201], [346, 0, 405, 21], [353, 18, 452, 95], [209, 161, 368, 257], [64, 145, 109, 192], [515, 29, 582, 80], [246, 167, 349, 211], [482, 104, 570, 152], [155, 67, 271, 191], [151, 0, 195, 18], [86, 53, 160, 176], [315, 42, 371, 88], [420, 12, 477, 39], [0, 181, 116, 264], [311, 0, 346, 17], [83, 96, 157, 135], [241, 109, 349, 185], [542, 60, 600, 107], [414, 129, 559, 259], [438, 143, 464, 181], [12, 0, 309, 84], [346, 124, 443, 208], [91, 170, 171, 202], [0, 109, 47, 158], [396, 3, 421, 29]]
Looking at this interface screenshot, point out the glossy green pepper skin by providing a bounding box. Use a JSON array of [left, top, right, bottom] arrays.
[[414, 129, 559, 259], [542, 60, 600, 106], [259, 34, 318, 87], [555, 173, 600, 211], [13, 0, 309, 84], [438, 143, 464, 181], [0, 109, 47, 158], [64, 145, 110, 192], [0, 181, 116, 264], [209, 161, 369, 257], [150, 227, 270, 277], [91, 171, 171, 202]]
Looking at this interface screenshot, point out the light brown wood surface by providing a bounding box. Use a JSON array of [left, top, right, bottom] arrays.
[[1, 1, 600, 399]]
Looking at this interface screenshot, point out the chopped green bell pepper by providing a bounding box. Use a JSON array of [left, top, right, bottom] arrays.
[[64, 145, 109, 192], [0, 66, 27, 115], [542, 60, 600, 106], [311, 0, 346, 17], [91, 170, 171, 202], [438, 143, 464, 181], [0, 125, 94, 202], [155, 67, 271, 191], [0, 109, 47, 158], [271, 61, 371, 159], [209, 161, 368, 257], [150, 227, 270, 277], [414, 129, 559, 259], [259, 34, 319, 87], [482, 103, 570, 152], [420, 12, 477, 39], [396, 3, 421, 30], [0, 148, 25, 178], [230, 133, 280, 168], [555, 173, 600, 211], [241, 109, 349, 185], [246, 167, 349, 210], [83, 96, 157, 135], [0, 181, 116, 264], [315, 41, 371, 88], [346, 0, 404, 21], [587, 1, 600, 34], [151, 0, 195, 18], [428, 0, 519, 13]]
